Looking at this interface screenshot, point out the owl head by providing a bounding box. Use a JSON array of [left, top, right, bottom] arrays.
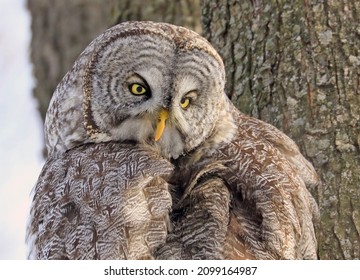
[[45, 21, 234, 159]]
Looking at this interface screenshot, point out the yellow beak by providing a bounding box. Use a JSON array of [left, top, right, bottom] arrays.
[[154, 109, 169, 141]]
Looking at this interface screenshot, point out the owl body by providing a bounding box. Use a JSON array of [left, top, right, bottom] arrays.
[[27, 142, 173, 259], [28, 21, 319, 259]]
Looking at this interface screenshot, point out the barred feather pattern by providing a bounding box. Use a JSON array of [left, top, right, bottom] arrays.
[[27, 142, 173, 259], [160, 100, 320, 260], [27, 21, 319, 260], [156, 176, 231, 259]]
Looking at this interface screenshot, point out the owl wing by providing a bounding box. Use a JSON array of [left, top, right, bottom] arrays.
[[156, 161, 272, 260], [27, 142, 173, 260], [236, 110, 320, 189], [155, 162, 231, 260], [235, 110, 320, 259], [166, 147, 318, 260], [220, 109, 320, 259], [162, 106, 319, 260]]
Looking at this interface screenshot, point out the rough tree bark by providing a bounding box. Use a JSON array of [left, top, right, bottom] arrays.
[[201, 0, 360, 259], [28, 0, 201, 123], [112, 0, 201, 33], [28, 0, 113, 123]]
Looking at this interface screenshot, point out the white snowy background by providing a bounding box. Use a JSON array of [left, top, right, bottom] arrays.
[[0, 0, 44, 259]]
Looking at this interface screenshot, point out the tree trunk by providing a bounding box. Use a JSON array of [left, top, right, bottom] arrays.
[[113, 0, 201, 33], [28, 0, 113, 123], [28, 0, 201, 123], [201, 0, 360, 259]]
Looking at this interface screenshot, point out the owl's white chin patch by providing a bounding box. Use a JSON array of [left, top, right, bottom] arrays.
[[106, 118, 184, 159], [157, 127, 184, 159]]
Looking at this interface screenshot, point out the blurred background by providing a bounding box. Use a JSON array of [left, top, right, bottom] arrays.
[[0, 0, 42, 259], [0, 0, 358, 259]]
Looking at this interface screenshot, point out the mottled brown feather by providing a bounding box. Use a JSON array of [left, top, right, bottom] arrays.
[[27, 142, 173, 259], [27, 21, 319, 260]]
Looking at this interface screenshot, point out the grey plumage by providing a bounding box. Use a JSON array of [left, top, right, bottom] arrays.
[[27, 142, 173, 259], [159, 103, 319, 259], [27, 21, 319, 260]]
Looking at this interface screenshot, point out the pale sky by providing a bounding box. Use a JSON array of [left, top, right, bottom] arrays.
[[0, 0, 44, 259]]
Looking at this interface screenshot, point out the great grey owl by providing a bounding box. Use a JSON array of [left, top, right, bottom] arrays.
[[27, 21, 319, 260]]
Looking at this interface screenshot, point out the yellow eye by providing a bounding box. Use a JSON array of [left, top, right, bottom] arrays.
[[180, 97, 190, 109], [130, 83, 147, 95]]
